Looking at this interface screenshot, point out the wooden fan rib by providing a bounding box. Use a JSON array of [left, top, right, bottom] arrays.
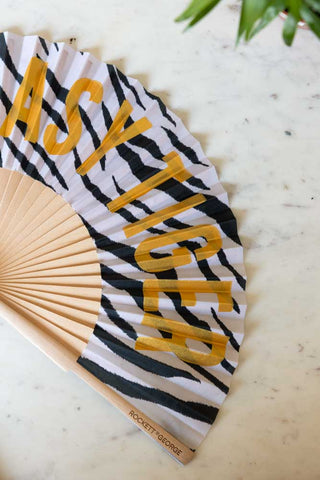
[[0, 208, 66, 262], [0, 289, 97, 337], [0, 281, 101, 300], [0, 193, 54, 251], [0, 262, 101, 281], [0, 221, 87, 270], [0, 175, 52, 245], [0, 182, 73, 249], [0, 169, 14, 204], [0, 296, 87, 362], [0, 282, 101, 315], [0, 200, 80, 257], [0, 225, 91, 273], [12, 184, 61, 232], [0, 248, 101, 277], [0, 172, 29, 239], [0, 275, 101, 287]]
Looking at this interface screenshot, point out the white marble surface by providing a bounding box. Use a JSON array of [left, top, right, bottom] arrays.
[[1, 1, 320, 479]]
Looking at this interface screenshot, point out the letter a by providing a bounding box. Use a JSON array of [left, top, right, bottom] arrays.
[[0, 57, 47, 142]]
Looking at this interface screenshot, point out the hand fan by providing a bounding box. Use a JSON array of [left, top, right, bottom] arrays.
[[0, 31, 246, 464]]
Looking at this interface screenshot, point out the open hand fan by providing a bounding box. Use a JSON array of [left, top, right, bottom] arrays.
[[0, 32, 246, 464]]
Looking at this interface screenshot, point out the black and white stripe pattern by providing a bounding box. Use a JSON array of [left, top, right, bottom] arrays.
[[0, 32, 246, 450]]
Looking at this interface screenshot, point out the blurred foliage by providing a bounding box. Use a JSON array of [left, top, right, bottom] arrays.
[[175, 0, 320, 45]]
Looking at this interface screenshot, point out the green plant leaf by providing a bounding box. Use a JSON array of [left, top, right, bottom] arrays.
[[282, 11, 298, 45], [237, 0, 270, 43], [249, 0, 286, 39], [186, 2, 222, 28], [175, 0, 221, 23], [175, 0, 210, 21], [304, 0, 320, 14], [301, 4, 320, 36], [287, 0, 303, 19]]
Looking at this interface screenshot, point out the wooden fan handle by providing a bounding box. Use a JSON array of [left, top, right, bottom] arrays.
[[72, 362, 195, 465], [0, 299, 194, 464]]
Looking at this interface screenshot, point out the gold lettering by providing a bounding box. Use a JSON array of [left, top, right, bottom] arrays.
[[135, 313, 229, 366], [143, 279, 233, 312], [107, 151, 192, 212], [76, 99, 152, 175], [135, 224, 222, 272], [0, 57, 47, 142], [44, 78, 103, 155], [124, 193, 206, 239]]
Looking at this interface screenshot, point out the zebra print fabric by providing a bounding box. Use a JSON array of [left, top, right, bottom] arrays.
[[0, 32, 246, 450]]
